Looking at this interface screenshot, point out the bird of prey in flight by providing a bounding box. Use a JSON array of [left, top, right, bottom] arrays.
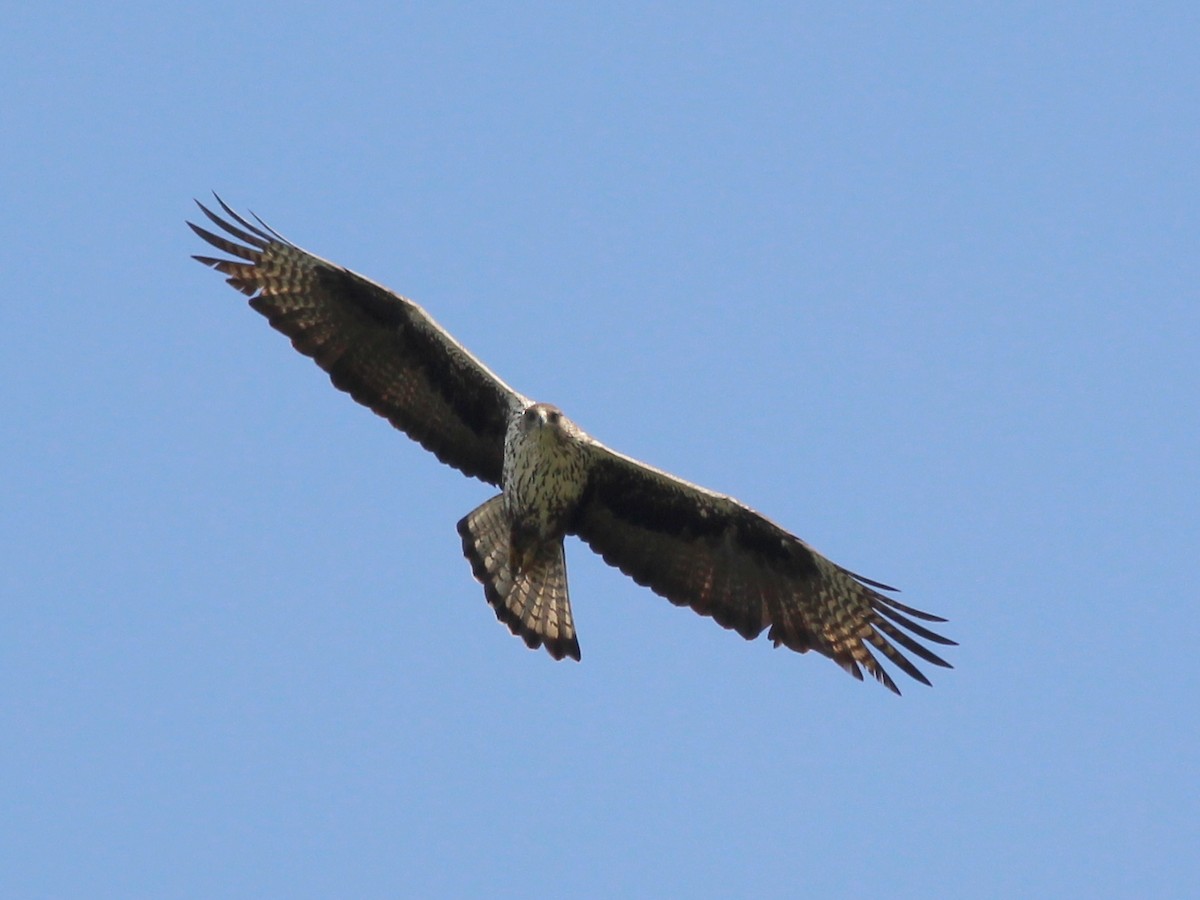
[[190, 197, 954, 693]]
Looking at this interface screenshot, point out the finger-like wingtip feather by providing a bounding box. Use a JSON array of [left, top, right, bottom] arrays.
[[210, 193, 279, 244], [187, 221, 260, 261], [193, 199, 269, 249], [249, 208, 287, 242], [876, 592, 951, 624], [845, 567, 900, 593], [874, 602, 958, 648]]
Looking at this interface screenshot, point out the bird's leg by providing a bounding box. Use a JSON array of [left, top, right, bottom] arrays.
[[508, 523, 541, 575]]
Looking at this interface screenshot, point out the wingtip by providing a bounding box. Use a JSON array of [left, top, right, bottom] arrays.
[[192, 193, 222, 221]]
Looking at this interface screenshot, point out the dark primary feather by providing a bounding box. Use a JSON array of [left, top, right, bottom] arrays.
[[189, 196, 526, 484], [572, 444, 955, 694]]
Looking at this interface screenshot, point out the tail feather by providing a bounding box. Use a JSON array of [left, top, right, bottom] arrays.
[[457, 496, 580, 661]]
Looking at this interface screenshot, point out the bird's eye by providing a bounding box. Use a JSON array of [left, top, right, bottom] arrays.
[[548, 410, 561, 424]]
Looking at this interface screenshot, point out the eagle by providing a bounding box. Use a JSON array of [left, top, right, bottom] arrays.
[[190, 197, 954, 694]]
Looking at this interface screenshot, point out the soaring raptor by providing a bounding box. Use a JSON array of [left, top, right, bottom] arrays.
[[190, 197, 954, 693]]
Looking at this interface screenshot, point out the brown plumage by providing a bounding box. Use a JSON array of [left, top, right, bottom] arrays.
[[191, 196, 955, 693]]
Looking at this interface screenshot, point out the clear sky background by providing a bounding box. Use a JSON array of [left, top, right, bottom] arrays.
[[3, 4, 1197, 897]]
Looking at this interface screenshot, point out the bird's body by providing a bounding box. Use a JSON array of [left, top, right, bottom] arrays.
[[460, 402, 591, 661], [503, 403, 588, 556], [190, 197, 955, 693]]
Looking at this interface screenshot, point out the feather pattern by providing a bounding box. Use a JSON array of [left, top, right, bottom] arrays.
[[572, 443, 955, 693], [190, 196, 527, 484], [459, 496, 580, 661]]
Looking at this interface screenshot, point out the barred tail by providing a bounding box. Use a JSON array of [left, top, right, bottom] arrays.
[[457, 495, 580, 661]]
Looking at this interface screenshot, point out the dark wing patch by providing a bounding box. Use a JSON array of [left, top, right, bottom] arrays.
[[190, 197, 526, 484], [572, 445, 955, 694]]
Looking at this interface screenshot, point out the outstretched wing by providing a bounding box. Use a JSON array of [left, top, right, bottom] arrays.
[[571, 443, 955, 693], [189, 197, 528, 485]]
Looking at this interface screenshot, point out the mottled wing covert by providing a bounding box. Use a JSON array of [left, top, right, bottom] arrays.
[[190, 197, 528, 484], [572, 444, 955, 693]]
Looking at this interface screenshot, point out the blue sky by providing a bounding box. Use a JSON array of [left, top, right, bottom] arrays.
[[3, 3, 1197, 897]]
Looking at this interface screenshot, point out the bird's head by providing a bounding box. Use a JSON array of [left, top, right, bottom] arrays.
[[518, 402, 576, 441]]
